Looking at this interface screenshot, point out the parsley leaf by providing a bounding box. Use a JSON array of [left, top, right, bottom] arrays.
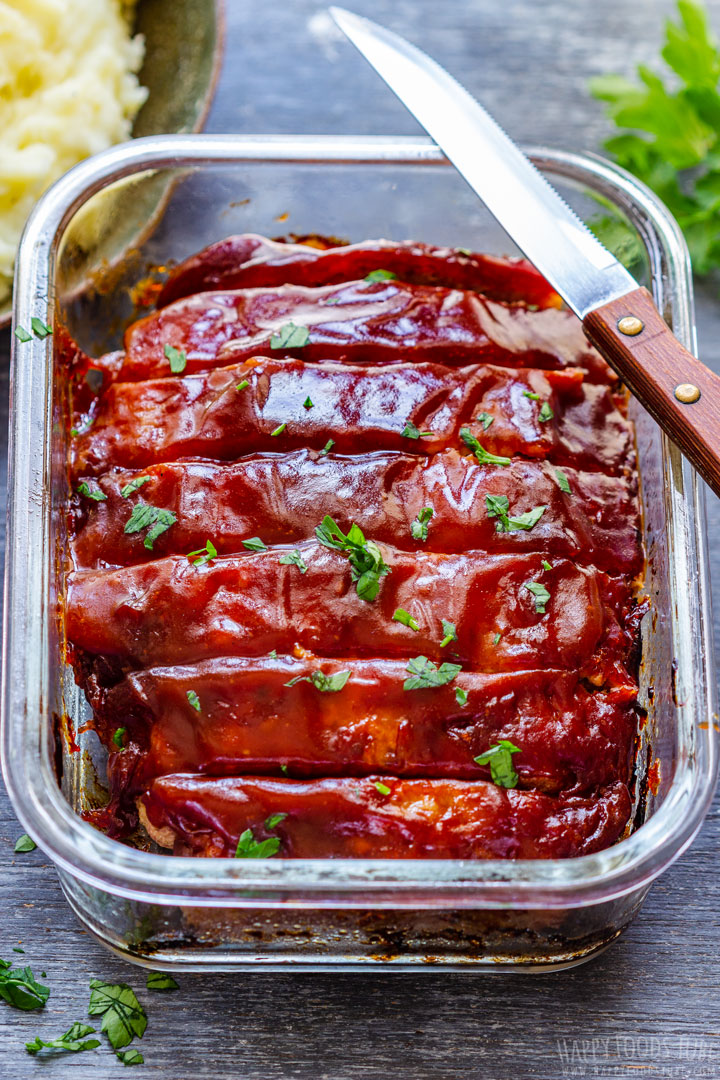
[[315, 516, 390, 601], [88, 981, 147, 1049], [303, 396, 314, 409], [524, 581, 551, 614], [77, 482, 107, 502], [30, 316, 52, 339], [163, 343, 186, 374], [271, 422, 287, 436], [374, 781, 391, 795], [14, 326, 32, 343], [455, 687, 468, 706], [477, 412, 494, 430], [474, 740, 521, 788], [186, 689, 201, 712], [124, 502, 177, 549], [319, 438, 335, 456], [404, 655, 461, 691], [187, 539, 217, 566], [236, 378, 250, 391], [523, 390, 541, 400], [120, 476, 150, 498], [242, 537, 267, 552], [393, 607, 420, 631], [279, 548, 308, 573], [146, 973, 178, 992], [235, 829, 281, 859], [401, 421, 433, 440], [459, 427, 511, 466], [117, 1048, 144, 1065], [485, 494, 546, 533], [493, 631, 502, 646], [26, 1022, 99, 1056], [440, 619, 457, 648], [538, 401, 554, 422], [0, 962, 49, 1010], [112, 728, 126, 749], [411, 506, 434, 542], [14, 834, 36, 853], [270, 322, 310, 350], [284, 669, 351, 692], [364, 269, 398, 282], [265, 813, 288, 829], [554, 468, 572, 494], [542, 559, 552, 571]]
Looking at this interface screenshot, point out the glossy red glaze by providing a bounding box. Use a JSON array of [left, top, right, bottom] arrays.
[[156, 235, 562, 309], [71, 450, 641, 574], [71, 357, 632, 477], [141, 774, 632, 859], [100, 279, 612, 384]]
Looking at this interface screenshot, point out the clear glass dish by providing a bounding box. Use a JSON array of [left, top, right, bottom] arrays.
[[2, 134, 716, 972]]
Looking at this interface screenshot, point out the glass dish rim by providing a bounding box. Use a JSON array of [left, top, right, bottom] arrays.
[[2, 132, 716, 908]]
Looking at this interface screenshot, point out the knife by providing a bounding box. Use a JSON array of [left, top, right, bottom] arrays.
[[330, 6, 720, 498]]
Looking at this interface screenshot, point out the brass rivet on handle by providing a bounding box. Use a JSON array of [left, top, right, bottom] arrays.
[[617, 315, 644, 336], [674, 383, 701, 404]]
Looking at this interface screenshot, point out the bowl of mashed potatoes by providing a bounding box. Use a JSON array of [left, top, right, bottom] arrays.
[[0, 0, 223, 321]]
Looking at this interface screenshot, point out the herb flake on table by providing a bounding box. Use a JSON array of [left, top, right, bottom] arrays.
[[270, 322, 310, 350], [187, 539, 217, 566], [285, 669, 351, 693], [524, 580, 551, 614], [146, 973, 179, 992], [404, 655, 462, 691], [411, 506, 433, 542], [14, 834, 36, 853], [87, 981, 147, 1050], [116, 1048, 144, 1065], [316, 516, 390, 602], [26, 1022, 99, 1056], [460, 427, 511, 466], [124, 502, 177, 550], [474, 740, 521, 788], [393, 607, 420, 631], [163, 343, 186, 374], [120, 476, 150, 498], [235, 829, 281, 859], [279, 548, 308, 573], [0, 960, 49, 1011]]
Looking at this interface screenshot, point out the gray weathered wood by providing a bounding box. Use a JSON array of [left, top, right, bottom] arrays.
[[2, 1, 720, 1076]]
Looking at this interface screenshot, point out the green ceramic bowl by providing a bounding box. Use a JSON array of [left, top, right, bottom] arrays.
[[1, 0, 223, 325]]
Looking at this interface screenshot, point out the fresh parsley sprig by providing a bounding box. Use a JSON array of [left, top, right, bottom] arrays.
[[460, 427, 511, 466], [315, 516, 390, 602], [26, 1022, 99, 1057], [0, 960, 49, 1010], [284, 669, 351, 692]]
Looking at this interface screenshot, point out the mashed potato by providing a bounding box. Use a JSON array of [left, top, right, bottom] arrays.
[[0, 0, 148, 304]]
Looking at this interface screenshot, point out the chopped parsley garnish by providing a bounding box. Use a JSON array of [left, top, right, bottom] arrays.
[[374, 781, 391, 795], [456, 247, 472, 256], [303, 396, 314, 409], [265, 813, 288, 830], [554, 468, 571, 494], [440, 619, 457, 648], [14, 834, 36, 853], [319, 438, 335, 456], [401, 421, 433, 440], [542, 559, 552, 571], [124, 502, 177, 550], [242, 537, 268, 552], [269, 649, 278, 659], [280, 763, 289, 775], [485, 494, 546, 533], [163, 343, 186, 374], [236, 379, 250, 391], [279, 548, 308, 573], [523, 390, 540, 400], [285, 669, 351, 693], [187, 539, 217, 566], [30, 317, 52, 339], [120, 476, 150, 498], [14, 326, 32, 343], [0, 960, 49, 1010], [477, 412, 494, 430], [77, 482, 107, 502], [26, 1023, 99, 1056], [112, 728, 126, 749], [404, 655, 462, 691], [146, 973, 178, 992], [235, 828, 281, 859], [270, 422, 287, 436], [393, 607, 420, 631], [364, 269, 398, 282], [186, 690, 201, 712], [474, 740, 521, 788], [411, 506, 434, 542], [538, 401, 554, 422], [116, 1049, 144, 1065], [460, 427, 511, 466], [524, 581, 551, 614], [270, 322, 310, 350], [315, 516, 390, 602], [493, 631, 502, 646], [455, 687, 468, 706], [87, 981, 147, 1049]]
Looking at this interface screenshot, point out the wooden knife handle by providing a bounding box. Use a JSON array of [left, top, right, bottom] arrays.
[[583, 286, 720, 497]]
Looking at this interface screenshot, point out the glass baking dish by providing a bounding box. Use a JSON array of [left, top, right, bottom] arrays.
[[2, 134, 717, 972]]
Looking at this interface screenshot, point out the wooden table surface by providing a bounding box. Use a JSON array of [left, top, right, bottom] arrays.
[[2, 2, 720, 1077]]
